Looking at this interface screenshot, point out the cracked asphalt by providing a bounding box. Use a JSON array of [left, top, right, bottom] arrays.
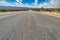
[[0, 11, 60, 40]]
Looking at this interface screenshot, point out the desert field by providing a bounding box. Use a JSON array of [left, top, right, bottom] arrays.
[[0, 11, 60, 40], [0, 9, 60, 17]]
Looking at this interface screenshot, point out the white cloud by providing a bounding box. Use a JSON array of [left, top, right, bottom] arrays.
[[27, 0, 60, 8], [50, 0, 60, 5], [0, 0, 5, 1], [37, 0, 60, 8], [12, 3, 25, 7], [16, 0, 22, 4], [34, 0, 38, 5], [37, 2, 50, 8], [50, 0, 60, 8], [0, 0, 25, 7], [0, 1, 13, 6], [0, 0, 60, 8]]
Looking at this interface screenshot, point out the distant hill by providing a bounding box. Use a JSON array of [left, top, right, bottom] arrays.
[[0, 6, 29, 10], [0, 6, 60, 11]]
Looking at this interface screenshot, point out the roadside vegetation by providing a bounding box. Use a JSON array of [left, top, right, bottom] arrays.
[[31, 8, 60, 14], [0, 8, 60, 14], [0, 9, 21, 12]]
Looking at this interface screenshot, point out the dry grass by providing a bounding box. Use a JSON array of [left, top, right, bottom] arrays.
[[35, 11, 60, 17]]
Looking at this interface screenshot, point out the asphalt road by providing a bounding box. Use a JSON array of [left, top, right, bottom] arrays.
[[0, 11, 60, 40]]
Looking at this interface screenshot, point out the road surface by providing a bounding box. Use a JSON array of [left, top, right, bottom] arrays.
[[0, 11, 60, 40]]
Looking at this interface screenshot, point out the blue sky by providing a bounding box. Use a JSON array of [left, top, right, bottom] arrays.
[[22, 0, 34, 4], [6, 0, 16, 3], [5, 0, 48, 4], [5, 0, 49, 4], [0, 0, 60, 8]]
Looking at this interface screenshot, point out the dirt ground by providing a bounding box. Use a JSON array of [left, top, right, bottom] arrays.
[[35, 11, 60, 17], [0, 11, 60, 17]]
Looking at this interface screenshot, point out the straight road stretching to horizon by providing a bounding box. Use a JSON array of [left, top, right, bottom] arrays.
[[0, 11, 60, 40]]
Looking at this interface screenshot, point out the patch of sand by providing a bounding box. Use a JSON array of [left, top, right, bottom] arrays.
[[0, 11, 21, 15], [35, 11, 60, 17]]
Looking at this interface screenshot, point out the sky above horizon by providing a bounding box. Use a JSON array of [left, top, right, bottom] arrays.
[[0, 0, 60, 8]]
